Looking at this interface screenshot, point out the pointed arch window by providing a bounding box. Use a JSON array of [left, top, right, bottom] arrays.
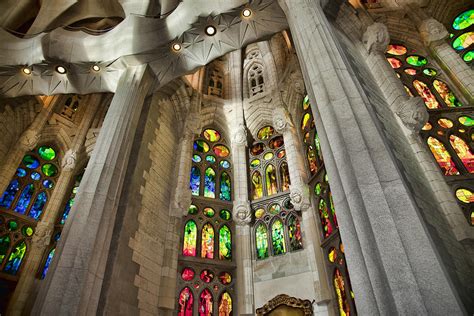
[[271, 219, 286, 256], [287, 214, 303, 251], [218, 292, 233, 315], [183, 220, 198, 257], [251, 171, 263, 200], [449, 9, 473, 64], [280, 162, 290, 191], [427, 137, 460, 176], [204, 167, 216, 198], [255, 223, 269, 260], [219, 225, 232, 260], [178, 287, 194, 316], [248, 63, 265, 96], [199, 288, 213, 316]]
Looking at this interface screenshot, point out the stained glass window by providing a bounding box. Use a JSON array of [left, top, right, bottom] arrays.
[[288, 214, 303, 251], [280, 162, 290, 191], [449, 135, 474, 173], [40, 248, 55, 279], [3, 241, 26, 275], [433, 80, 462, 107], [251, 172, 263, 200], [183, 220, 197, 256], [204, 168, 216, 198], [218, 292, 232, 316], [271, 219, 286, 255], [199, 289, 213, 316], [334, 268, 351, 316], [190, 167, 201, 196], [59, 173, 83, 225], [413, 80, 440, 109], [427, 137, 459, 175], [255, 223, 269, 259], [219, 225, 231, 260], [201, 223, 215, 259], [0, 235, 11, 265], [450, 9, 473, 64], [178, 287, 194, 316], [219, 172, 231, 201], [265, 164, 278, 196]]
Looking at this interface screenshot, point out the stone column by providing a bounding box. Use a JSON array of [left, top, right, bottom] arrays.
[[32, 65, 154, 315], [278, 0, 465, 314], [416, 16, 474, 104], [7, 94, 103, 315], [0, 96, 60, 195], [158, 96, 201, 314]]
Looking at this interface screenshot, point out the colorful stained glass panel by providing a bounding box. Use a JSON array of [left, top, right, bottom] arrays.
[[218, 292, 232, 316], [257, 126, 275, 140], [452, 32, 474, 51], [386, 44, 407, 55], [194, 140, 210, 153], [387, 57, 402, 69], [265, 164, 278, 196], [413, 80, 440, 109], [288, 215, 303, 251], [334, 269, 351, 316], [219, 225, 232, 260], [219, 160, 230, 169], [256, 223, 269, 259], [459, 116, 474, 127], [203, 129, 221, 142], [190, 166, 200, 196], [0, 180, 20, 208], [438, 118, 453, 128], [219, 209, 231, 220], [269, 136, 284, 149], [271, 220, 286, 255], [40, 248, 55, 279], [29, 191, 47, 220], [219, 272, 232, 285], [433, 80, 462, 107], [3, 241, 26, 275], [449, 135, 474, 173], [201, 223, 214, 259], [183, 220, 197, 256], [22, 155, 39, 169], [14, 184, 34, 214], [406, 55, 428, 67], [453, 9, 474, 30], [455, 188, 473, 203], [280, 162, 290, 191], [250, 143, 264, 156], [203, 207, 215, 217], [219, 172, 231, 201], [182, 268, 195, 281], [200, 269, 214, 283], [251, 171, 263, 200], [423, 68, 437, 77], [198, 289, 213, 316], [38, 146, 56, 161], [427, 137, 459, 175], [42, 164, 58, 177], [178, 287, 193, 316], [204, 168, 216, 198], [0, 235, 11, 265], [213, 145, 230, 158]]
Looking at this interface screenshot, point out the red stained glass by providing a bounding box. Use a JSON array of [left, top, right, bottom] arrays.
[[182, 268, 195, 281], [200, 269, 214, 283], [178, 287, 194, 316], [427, 137, 459, 175], [413, 80, 440, 109], [199, 288, 213, 316], [387, 57, 402, 69], [334, 269, 351, 316], [386, 44, 407, 55], [449, 135, 474, 173], [318, 199, 333, 238]]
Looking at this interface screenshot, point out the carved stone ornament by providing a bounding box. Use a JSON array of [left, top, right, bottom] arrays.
[[394, 97, 429, 133], [256, 294, 313, 316], [32, 222, 53, 248], [19, 129, 41, 151], [363, 22, 390, 54], [233, 201, 252, 225], [419, 18, 449, 45], [233, 123, 247, 145], [289, 185, 311, 212], [62, 149, 77, 171], [272, 106, 292, 133]]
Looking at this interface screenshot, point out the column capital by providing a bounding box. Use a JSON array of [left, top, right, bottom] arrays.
[[419, 18, 449, 46], [362, 22, 390, 55], [289, 184, 311, 212], [232, 122, 248, 146], [233, 201, 252, 226], [18, 129, 41, 151], [61, 149, 77, 172], [272, 106, 293, 134], [32, 222, 53, 248], [394, 97, 429, 133]]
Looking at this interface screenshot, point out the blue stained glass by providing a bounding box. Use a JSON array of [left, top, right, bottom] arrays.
[[190, 166, 200, 196], [29, 192, 47, 220], [3, 241, 26, 275], [53, 232, 61, 242], [31, 172, 41, 181], [206, 155, 216, 163], [41, 248, 55, 279], [22, 155, 40, 169], [204, 167, 216, 198], [219, 172, 231, 201], [14, 184, 34, 214], [16, 168, 26, 177], [0, 180, 20, 208], [43, 179, 54, 189], [220, 160, 230, 169], [192, 154, 202, 163], [60, 198, 74, 225]]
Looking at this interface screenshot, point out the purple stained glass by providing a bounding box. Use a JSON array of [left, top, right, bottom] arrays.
[[14, 184, 34, 214], [41, 248, 55, 279], [190, 166, 200, 196], [0, 180, 20, 208], [29, 191, 47, 220]]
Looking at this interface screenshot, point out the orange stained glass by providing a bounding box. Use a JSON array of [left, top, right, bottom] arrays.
[[433, 80, 462, 107], [251, 171, 263, 200], [404, 85, 414, 97], [427, 137, 459, 175], [422, 122, 432, 131], [386, 44, 407, 55], [218, 292, 232, 316], [449, 135, 474, 173], [438, 118, 453, 128], [201, 223, 214, 259], [265, 164, 278, 196], [387, 57, 402, 69], [413, 80, 440, 109], [334, 269, 351, 316]]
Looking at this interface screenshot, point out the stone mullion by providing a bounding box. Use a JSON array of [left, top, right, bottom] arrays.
[[7, 94, 103, 315], [278, 0, 467, 314], [32, 65, 154, 315], [0, 96, 61, 195]]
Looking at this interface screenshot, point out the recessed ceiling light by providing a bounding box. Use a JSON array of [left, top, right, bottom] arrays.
[[55, 66, 67, 74], [92, 65, 101, 72], [172, 43, 182, 52], [22, 67, 32, 75], [205, 25, 216, 36], [242, 8, 252, 18]]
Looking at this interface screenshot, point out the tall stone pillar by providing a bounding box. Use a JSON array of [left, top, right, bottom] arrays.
[[415, 16, 474, 104], [0, 96, 60, 194], [32, 65, 154, 315], [158, 95, 201, 315], [8, 94, 103, 315], [278, 0, 466, 314]]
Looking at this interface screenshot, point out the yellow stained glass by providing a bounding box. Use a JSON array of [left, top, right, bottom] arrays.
[[455, 188, 473, 203], [427, 137, 459, 175], [413, 80, 440, 109], [203, 129, 221, 142]]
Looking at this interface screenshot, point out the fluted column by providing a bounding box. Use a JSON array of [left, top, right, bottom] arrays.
[[158, 97, 201, 314], [278, 0, 465, 314], [0, 96, 60, 195], [416, 16, 474, 104], [7, 94, 103, 315], [32, 65, 154, 315]]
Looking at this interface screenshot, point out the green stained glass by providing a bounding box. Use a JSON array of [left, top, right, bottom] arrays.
[[22, 155, 40, 169], [315, 132, 323, 162], [219, 172, 231, 201], [265, 164, 278, 196], [22, 226, 34, 237], [201, 223, 214, 259], [288, 215, 303, 251], [8, 220, 18, 231], [206, 155, 216, 163], [38, 146, 56, 161], [4, 241, 26, 275], [452, 32, 474, 51], [42, 164, 58, 177], [204, 167, 216, 198], [183, 220, 197, 256], [257, 126, 275, 140], [219, 225, 232, 260], [188, 204, 198, 215], [263, 152, 274, 160], [459, 116, 474, 127], [453, 10, 474, 30], [255, 223, 268, 259], [269, 203, 281, 215], [423, 68, 437, 76], [0, 235, 10, 265], [203, 207, 215, 217], [406, 55, 428, 67], [192, 154, 201, 163], [271, 220, 286, 255], [194, 140, 210, 153], [250, 159, 261, 168], [463, 50, 473, 62], [433, 80, 462, 107], [219, 209, 231, 220]]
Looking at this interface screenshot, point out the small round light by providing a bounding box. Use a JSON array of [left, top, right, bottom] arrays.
[[92, 65, 100, 72], [205, 25, 216, 36], [172, 43, 182, 52], [22, 67, 32, 75], [242, 8, 252, 18], [55, 66, 67, 74]]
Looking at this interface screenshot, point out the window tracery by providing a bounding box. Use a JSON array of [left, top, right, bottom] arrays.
[[248, 64, 265, 96], [449, 9, 473, 64], [178, 128, 235, 314], [206, 64, 224, 98], [386, 43, 474, 225], [60, 95, 82, 120], [301, 96, 357, 315]]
